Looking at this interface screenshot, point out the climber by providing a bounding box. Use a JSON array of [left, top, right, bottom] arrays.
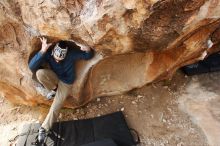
[[28, 37, 94, 143]]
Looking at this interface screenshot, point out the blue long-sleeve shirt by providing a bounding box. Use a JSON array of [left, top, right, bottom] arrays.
[[29, 48, 94, 84]]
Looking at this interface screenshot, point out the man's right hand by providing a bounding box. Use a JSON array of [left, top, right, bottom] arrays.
[[39, 37, 52, 53]]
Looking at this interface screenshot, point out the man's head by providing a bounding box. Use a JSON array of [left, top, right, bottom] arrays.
[[52, 41, 68, 62]]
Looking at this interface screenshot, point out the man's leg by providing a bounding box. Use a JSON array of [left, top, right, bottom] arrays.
[[36, 69, 59, 90], [41, 81, 72, 131]]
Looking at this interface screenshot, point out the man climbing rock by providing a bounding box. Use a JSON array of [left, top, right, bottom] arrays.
[[29, 37, 94, 143]]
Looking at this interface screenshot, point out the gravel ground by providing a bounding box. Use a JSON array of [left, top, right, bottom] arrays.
[[1, 70, 218, 146]]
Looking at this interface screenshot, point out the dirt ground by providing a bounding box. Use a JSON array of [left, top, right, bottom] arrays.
[[1, 70, 220, 146]]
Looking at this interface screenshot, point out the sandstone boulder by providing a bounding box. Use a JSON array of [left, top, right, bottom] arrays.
[[0, 0, 220, 108]]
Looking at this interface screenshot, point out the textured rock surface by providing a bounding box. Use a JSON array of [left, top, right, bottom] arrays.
[[1, 0, 220, 108]]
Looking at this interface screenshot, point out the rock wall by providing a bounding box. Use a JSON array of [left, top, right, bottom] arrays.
[[0, 0, 220, 108]]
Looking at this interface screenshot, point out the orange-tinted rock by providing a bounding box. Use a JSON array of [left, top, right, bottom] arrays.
[[0, 0, 220, 108]]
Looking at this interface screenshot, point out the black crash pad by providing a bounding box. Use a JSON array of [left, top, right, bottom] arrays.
[[81, 139, 117, 146], [182, 52, 220, 76], [16, 112, 138, 146]]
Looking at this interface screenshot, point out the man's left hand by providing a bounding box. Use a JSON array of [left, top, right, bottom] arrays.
[[74, 40, 91, 52], [80, 45, 91, 52]]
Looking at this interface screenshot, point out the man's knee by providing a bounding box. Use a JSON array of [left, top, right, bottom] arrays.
[[36, 69, 46, 81]]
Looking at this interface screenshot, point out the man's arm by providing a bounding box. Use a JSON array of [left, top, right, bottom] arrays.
[[29, 37, 52, 72], [29, 52, 46, 72], [73, 48, 94, 60], [71, 41, 94, 60]]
